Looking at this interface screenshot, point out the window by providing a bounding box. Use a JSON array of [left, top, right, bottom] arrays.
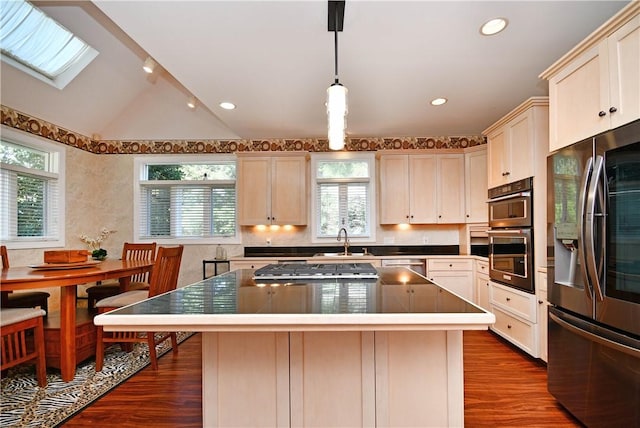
[[0, 0, 99, 89], [311, 153, 375, 242], [134, 156, 238, 244], [0, 126, 65, 248]]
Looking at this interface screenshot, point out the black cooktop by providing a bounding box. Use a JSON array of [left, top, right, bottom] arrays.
[[253, 263, 379, 280]]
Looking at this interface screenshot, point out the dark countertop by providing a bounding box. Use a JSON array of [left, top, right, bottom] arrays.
[[243, 245, 460, 258], [99, 267, 485, 317]]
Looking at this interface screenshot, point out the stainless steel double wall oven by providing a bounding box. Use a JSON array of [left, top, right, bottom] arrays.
[[487, 177, 535, 293]]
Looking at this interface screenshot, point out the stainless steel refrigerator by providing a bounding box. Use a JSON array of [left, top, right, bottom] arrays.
[[547, 119, 640, 427]]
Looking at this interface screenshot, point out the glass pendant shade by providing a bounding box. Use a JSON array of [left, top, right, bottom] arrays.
[[327, 83, 348, 150]]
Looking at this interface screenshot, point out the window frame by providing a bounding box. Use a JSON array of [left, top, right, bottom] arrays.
[[133, 155, 241, 245], [310, 152, 376, 244], [0, 126, 66, 249]]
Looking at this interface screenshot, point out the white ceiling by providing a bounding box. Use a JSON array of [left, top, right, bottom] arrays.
[[1, 1, 631, 141]]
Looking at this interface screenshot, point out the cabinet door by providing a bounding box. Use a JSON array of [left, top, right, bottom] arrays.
[[487, 128, 508, 188], [475, 273, 490, 311], [237, 157, 271, 225], [429, 271, 473, 301], [548, 42, 609, 151], [271, 156, 307, 225], [379, 155, 410, 224], [464, 148, 487, 223], [409, 155, 437, 223], [608, 15, 640, 129], [436, 154, 465, 223], [506, 111, 534, 182]]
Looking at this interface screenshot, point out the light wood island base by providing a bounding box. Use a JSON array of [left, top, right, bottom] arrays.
[[202, 330, 464, 427]]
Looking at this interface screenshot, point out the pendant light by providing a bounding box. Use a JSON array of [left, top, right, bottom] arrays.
[[327, 1, 347, 151]]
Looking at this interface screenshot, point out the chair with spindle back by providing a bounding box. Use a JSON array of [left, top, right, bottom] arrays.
[[95, 245, 183, 371], [1, 246, 50, 315], [85, 242, 157, 313], [1, 307, 48, 386]]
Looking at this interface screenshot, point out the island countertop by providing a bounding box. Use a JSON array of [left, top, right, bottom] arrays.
[[94, 267, 495, 332]]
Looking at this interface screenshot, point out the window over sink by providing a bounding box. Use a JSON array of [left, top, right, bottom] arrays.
[[311, 152, 375, 243]]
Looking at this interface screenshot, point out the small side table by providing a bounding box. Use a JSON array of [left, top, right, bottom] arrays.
[[202, 259, 230, 279]]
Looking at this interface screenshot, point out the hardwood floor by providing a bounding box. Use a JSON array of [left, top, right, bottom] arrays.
[[64, 330, 581, 427]]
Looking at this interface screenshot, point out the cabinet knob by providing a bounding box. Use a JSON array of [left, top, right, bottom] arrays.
[[410, 215, 414, 219], [449, 264, 453, 267], [438, 215, 442, 218], [538, 300, 544, 304], [609, 106, 617, 113], [507, 324, 512, 329], [466, 214, 470, 218], [506, 297, 511, 302], [598, 111, 607, 117]]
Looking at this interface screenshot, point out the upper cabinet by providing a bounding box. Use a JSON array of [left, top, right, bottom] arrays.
[[483, 97, 549, 189], [379, 152, 465, 224], [540, 5, 640, 152], [237, 153, 308, 226], [464, 146, 488, 223]]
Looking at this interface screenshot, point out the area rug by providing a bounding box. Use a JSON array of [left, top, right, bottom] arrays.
[[0, 332, 193, 428]]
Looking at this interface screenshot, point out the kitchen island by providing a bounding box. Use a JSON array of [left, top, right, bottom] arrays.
[[94, 266, 494, 427]]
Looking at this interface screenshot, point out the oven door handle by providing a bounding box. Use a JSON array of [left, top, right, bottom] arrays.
[[488, 229, 528, 235], [487, 191, 531, 203]]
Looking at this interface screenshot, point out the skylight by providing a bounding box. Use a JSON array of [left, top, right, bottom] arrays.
[[0, 0, 98, 89]]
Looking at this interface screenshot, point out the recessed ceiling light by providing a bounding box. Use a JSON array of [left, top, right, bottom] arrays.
[[187, 96, 196, 109], [431, 98, 447, 106], [219, 102, 236, 110], [480, 18, 508, 36]]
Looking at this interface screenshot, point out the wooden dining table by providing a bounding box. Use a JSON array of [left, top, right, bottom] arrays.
[[1, 258, 154, 382]]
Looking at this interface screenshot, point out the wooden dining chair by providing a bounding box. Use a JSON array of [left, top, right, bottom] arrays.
[[86, 242, 157, 313], [94, 245, 184, 371], [1, 307, 48, 387], [1, 246, 50, 315]]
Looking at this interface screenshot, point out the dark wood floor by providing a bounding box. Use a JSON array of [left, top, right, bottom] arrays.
[[63, 330, 581, 427]]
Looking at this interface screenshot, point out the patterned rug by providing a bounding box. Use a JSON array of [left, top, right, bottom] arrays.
[[0, 332, 193, 428]]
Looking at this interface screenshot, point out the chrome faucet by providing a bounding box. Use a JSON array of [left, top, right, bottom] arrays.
[[337, 227, 350, 255]]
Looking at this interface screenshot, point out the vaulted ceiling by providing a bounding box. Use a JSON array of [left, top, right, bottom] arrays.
[[0, 1, 630, 141]]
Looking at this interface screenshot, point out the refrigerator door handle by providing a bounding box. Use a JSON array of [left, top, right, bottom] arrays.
[[549, 311, 640, 359], [585, 155, 605, 302], [578, 156, 594, 300]]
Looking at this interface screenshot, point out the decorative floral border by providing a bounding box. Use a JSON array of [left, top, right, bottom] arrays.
[[1, 105, 485, 154]]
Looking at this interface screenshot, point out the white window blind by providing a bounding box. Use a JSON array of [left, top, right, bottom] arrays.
[[0, 130, 64, 247], [312, 153, 375, 241], [136, 159, 237, 242], [0, 0, 98, 88]]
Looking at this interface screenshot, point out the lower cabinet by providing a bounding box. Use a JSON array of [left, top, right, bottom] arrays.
[[536, 270, 549, 362], [475, 260, 490, 311], [489, 280, 539, 357], [202, 330, 465, 427], [427, 258, 474, 301]]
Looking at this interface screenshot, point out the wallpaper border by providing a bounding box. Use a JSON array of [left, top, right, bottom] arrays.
[[1, 105, 486, 154]]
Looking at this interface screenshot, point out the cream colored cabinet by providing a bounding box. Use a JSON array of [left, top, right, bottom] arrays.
[[464, 146, 488, 223], [427, 258, 474, 301], [475, 260, 490, 311], [237, 153, 307, 226], [379, 153, 464, 224], [484, 98, 548, 189], [543, 12, 640, 151], [536, 270, 549, 362], [489, 280, 539, 357], [379, 154, 436, 224]]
